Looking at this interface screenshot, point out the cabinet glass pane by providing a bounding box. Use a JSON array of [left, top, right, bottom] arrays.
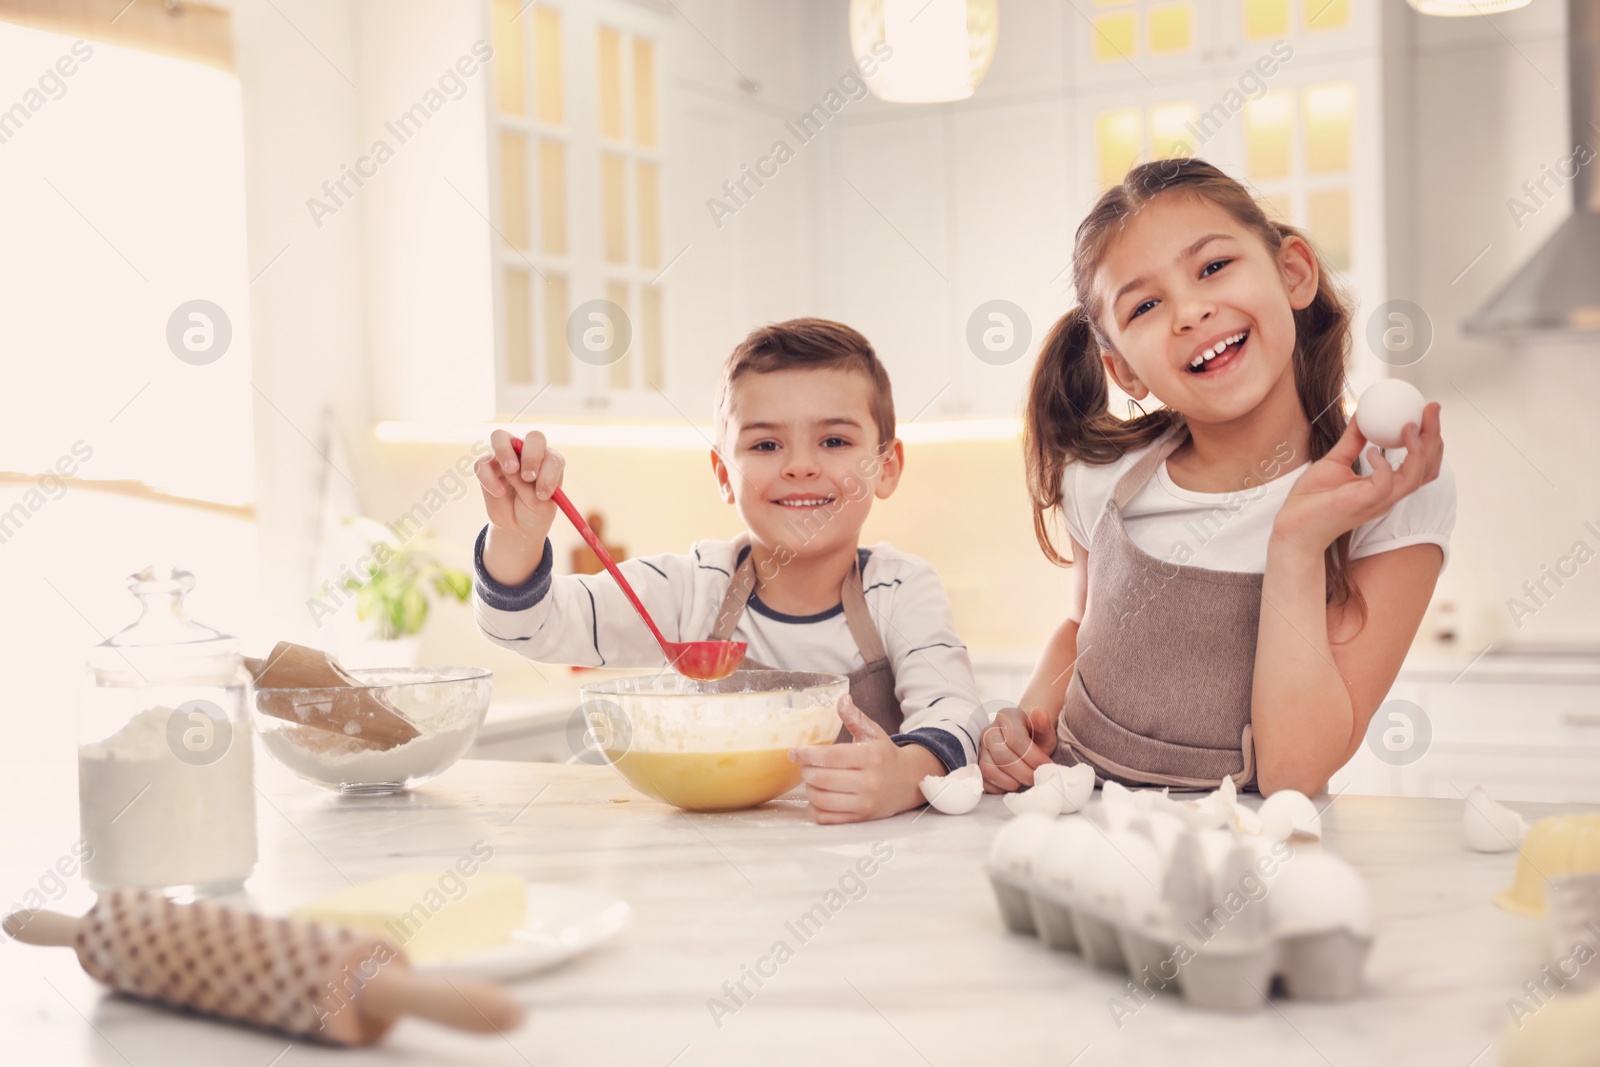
[[1096, 108, 1142, 191], [1147, 5, 1192, 55], [505, 266, 533, 384], [598, 26, 624, 140], [637, 161, 661, 270], [1092, 14, 1137, 63], [492, 0, 525, 116], [540, 138, 567, 255], [1304, 0, 1349, 30], [641, 285, 663, 390], [607, 281, 631, 387], [633, 39, 658, 148], [500, 130, 530, 249], [1304, 83, 1353, 173], [1308, 188, 1350, 269], [534, 6, 563, 125], [1244, 90, 1293, 180], [1262, 193, 1293, 223], [601, 154, 628, 264], [1092, 0, 1131, 6], [544, 273, 570, 386], [1149, 102, 1198, 159], [1243, 0, 1289, 39]]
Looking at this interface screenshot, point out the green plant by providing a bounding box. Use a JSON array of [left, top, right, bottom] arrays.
[[340, 519, 472, 639]]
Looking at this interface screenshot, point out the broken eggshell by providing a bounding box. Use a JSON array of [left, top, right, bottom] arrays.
[[1463, 784, 1528, 853], [1258, 790, 1323, 843], [1002, 763, 1095, 817], [921, 763, 983, 815]]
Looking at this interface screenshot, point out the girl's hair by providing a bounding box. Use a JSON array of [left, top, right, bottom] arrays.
[[1024, 157, 1364, 626]]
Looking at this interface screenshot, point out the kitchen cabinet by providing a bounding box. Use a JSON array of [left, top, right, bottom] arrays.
[[1330, 664, 1600, 804]]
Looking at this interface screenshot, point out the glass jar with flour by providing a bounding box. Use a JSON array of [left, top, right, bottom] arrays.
[[78, 566, 256, 897]]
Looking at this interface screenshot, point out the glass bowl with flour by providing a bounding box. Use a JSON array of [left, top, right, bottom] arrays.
[[253, 667, 492, 795], [578, 671, 847, 812]]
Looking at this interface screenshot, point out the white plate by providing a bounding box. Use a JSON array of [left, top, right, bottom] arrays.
[[418, 884, 630, 981]]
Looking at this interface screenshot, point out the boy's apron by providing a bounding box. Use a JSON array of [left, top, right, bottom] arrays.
[[1056, 423, 1262, 791], [707, 540, 903, 743]]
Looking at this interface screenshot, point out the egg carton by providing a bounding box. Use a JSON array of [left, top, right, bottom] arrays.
[[988, 791, 1372, 1012], [996, 874, 1369, 1011]]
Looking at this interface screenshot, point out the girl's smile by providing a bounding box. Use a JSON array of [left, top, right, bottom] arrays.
[[1092, 195, 1317, 430]]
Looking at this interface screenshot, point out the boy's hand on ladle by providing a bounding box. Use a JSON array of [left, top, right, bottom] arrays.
[[476, 429, 566, 586], [791, 696, 942, 824], [978, 707, 1057, 794]]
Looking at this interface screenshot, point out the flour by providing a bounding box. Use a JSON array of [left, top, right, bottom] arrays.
[[79, 706, 256, 893], [258, 670, 485, 788]]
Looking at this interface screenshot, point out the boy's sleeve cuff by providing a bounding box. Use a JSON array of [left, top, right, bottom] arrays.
[[473, 526, 554, 611], [891, 727, 967, 773]]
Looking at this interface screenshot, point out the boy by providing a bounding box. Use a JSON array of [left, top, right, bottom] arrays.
[[472, 318, 984, 823]]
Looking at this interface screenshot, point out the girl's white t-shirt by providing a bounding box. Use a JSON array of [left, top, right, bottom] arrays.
[[1061, 437, 1457, 574]]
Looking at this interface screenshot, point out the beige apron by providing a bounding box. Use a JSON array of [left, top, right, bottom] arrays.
[[708, 540, 903, 743], [1056, 423, 1261, 791]]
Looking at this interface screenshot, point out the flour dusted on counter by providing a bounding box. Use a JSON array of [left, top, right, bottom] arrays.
[[79, 706, 257, 893]]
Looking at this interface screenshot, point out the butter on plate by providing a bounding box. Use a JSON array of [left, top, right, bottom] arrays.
[[294, 870, 528, 964]]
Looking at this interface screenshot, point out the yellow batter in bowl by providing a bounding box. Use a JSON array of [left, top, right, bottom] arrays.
[[579, 670, 847, 812]]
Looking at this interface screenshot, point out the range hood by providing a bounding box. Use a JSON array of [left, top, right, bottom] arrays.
[[1463, 0, 1600, 339]]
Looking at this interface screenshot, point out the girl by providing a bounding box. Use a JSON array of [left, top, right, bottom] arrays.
[[980, 158, 1453, 797]]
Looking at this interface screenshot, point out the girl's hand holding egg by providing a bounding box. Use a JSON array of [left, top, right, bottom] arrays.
[[1271, 392, 1443, 556]]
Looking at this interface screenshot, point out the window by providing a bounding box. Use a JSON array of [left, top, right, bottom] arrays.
[[0, 10, 257, 757], [489, 0, 665, 409]]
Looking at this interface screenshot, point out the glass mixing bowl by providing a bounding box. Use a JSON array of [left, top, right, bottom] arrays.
[[253, 667, 492, 795], [578, 670, 848, 812]]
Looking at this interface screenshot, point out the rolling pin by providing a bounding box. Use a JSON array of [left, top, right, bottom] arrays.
[[3, 890, 524, 1046], [247, 642, 421, 751]]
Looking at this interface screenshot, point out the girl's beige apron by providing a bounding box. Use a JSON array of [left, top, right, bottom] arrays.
[[1056, 423, 1262, 790], [707, 540, 903, 742]]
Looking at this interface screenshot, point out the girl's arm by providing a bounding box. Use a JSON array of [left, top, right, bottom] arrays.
[[1019, 533, 1089, 712], [979, 534, 1089, 792], [1252, 540, 1441, 794], [1251, 406, 1446, 795]]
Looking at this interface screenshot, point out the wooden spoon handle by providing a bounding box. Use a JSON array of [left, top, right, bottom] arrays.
[[507, 436, 673, 654], [359, 968, 525, 1034], [4, 908, 80, 947]]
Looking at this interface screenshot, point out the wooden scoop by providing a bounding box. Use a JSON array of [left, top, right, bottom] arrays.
[[4, 891, 524, 1046], [247, 642, 420, 750]]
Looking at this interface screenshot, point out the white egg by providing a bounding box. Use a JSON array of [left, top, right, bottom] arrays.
[[1462, 784, 1528, 853], [1130, 810, 1188, 860], [1267, 851, 1372, 938], [1355, 379, 1426, 450], [988, 812, 1056, 877], [920, 763, 982, 815], [1075, 829, 1165, 924], [1033, 815, 1100, 892], [1258, 790, 1323, 843]]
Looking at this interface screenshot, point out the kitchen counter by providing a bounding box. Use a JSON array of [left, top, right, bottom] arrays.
[[1, 754, 1587, 1067]]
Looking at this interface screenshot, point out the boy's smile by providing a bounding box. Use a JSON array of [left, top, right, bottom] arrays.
[[713, 367, 903, 564]]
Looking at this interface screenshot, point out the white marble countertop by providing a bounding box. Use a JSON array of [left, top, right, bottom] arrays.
[[1, 751, 1587, 1067]]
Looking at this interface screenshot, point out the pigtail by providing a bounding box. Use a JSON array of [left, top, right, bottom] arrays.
[[1023, 306, 1178, 566]]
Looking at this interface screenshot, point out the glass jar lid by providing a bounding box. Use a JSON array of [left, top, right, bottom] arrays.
[[90, 565, 241, 686]]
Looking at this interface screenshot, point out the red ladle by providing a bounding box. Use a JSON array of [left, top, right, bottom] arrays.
[[509, 436, 746, 681]]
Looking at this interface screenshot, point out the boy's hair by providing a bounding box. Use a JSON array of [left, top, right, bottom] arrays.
[[715, 318, 896, 449], [1022, 157, 1364, 626]]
